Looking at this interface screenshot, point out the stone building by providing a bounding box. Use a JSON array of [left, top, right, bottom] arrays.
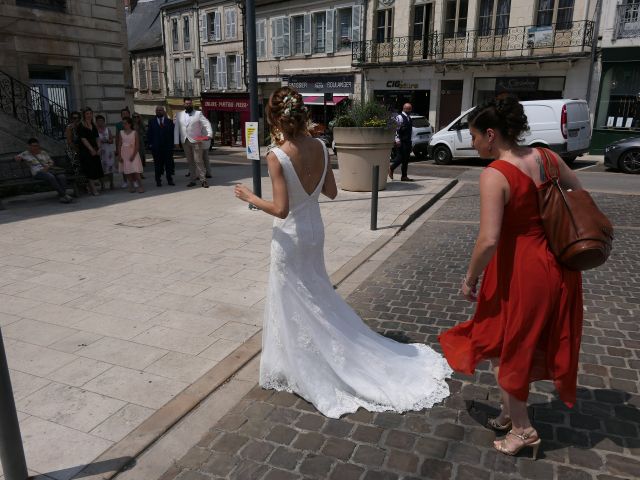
[[199, 0, 247, 146], [161, 0, 203, 115], [591, 0, 640, 152], [127, 0, 168, 121], [355, 0, 598, 130], [255, 0, 364, 128], [0, 0, 131, 152]]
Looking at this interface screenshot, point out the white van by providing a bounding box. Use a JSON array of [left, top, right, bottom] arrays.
[[428, 99, 591, 165]]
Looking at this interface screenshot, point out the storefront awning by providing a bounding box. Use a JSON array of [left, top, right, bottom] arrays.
[[302, 94, 349, 106]]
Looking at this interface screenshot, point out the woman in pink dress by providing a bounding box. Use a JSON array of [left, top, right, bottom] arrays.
[[118, 117, 144, 193]]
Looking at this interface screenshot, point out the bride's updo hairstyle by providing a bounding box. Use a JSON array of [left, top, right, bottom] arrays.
[[267, 87, 309, 145], [468, 94, 530, 144]]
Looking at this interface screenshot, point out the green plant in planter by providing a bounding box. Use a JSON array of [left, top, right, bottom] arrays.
[[334, 99, 395, 129]]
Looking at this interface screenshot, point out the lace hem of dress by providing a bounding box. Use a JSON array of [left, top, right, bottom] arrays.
[[260, 344, 453, 419]]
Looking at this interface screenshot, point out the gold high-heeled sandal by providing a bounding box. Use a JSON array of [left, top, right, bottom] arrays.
[[494, 429, 541, 460], [487, 416, 512, 431]]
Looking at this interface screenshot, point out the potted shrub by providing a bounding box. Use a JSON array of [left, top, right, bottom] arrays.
[[333, 100, 395, 191]]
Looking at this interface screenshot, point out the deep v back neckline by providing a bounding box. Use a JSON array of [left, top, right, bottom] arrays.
[[276, 141, 328, 197]]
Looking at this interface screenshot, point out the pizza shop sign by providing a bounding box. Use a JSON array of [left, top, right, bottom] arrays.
[[203, 98, 250, 111]]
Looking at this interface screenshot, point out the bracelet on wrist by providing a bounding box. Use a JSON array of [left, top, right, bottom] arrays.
[[464, 276, 478, 289]]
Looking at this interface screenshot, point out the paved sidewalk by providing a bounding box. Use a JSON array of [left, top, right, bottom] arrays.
[[0, 160, 450, 480], [160, 184, 640, 480]]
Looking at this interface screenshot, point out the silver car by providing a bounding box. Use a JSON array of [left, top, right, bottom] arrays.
[[410, 115, 433, 160], [604, 136, 640, 174]]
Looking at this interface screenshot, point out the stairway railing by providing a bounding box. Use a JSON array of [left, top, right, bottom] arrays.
[[0, 70, 69, 140]]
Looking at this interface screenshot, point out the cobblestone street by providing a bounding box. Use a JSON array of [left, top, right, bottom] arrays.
[[162, 184, 639, 480]]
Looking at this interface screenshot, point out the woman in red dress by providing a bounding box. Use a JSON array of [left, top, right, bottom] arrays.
[[438, 96, 583, 459]]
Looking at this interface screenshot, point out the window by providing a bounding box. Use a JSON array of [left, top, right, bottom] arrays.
[[150, 62, 160, 91], [16, 0, 65, 12], [313, 12, 327, 53], [226, 55, 242, 89], [536, 0, 554, 27], [257, 19, 267, 58], [270, 16, 290, 57], [444, 0, 468, 38], [137, 62, 148, 91], [376, 9, 393, 43], [227, 55, 237, 89], [208, 56, 217, 89], [556, 0, 574, 29], [172, 19, 179, 50], [185, 58, 193, 94], [337, 8, 353, 50], [183, 17, 191, 50], [173, 59, 182, 92], [293, 16, 305, 54], [478, 0, 511, 36], [536, 0, 574, 29], [225, 8, 237, 39], [413, 4, 433, 38], [207, 11, 221, 41]]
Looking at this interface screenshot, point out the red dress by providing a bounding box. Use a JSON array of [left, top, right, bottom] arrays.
[[438, 160, 583, 407]]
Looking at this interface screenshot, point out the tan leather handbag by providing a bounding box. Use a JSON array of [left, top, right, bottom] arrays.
[[536, 148, 614, 271]]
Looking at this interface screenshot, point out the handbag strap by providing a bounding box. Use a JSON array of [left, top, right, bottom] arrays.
[[536, 147, 560, 182]]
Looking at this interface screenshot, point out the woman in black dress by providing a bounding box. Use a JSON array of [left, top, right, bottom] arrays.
[[77, 107, 104, 196]]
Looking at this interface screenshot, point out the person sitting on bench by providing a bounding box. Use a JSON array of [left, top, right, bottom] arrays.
[[15, 138, 73, 203]]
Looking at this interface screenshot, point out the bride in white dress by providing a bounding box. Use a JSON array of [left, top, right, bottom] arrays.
[[234, 88, 452, 418]]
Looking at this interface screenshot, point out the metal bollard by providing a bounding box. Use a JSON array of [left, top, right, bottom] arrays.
[[0, 329, 28, 480], [371, 165, 379, 231]]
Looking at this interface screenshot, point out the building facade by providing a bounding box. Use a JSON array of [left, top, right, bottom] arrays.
[[162, 0, 203, 115], [127, 0, 167, 120], [255, 0, 365, 130], [0, 0, 131, 135], [591, 0, 640, 153], [199, 0, 247, 146], [355, 0, 597, 130]]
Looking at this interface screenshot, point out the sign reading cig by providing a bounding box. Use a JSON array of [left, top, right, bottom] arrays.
[[286, 75, 355, 93]]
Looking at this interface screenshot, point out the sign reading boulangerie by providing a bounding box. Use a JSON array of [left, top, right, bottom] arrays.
[[286, 75, 355, 93]]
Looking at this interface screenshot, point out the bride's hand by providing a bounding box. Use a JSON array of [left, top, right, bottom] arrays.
[[234, 184, 253, 203]]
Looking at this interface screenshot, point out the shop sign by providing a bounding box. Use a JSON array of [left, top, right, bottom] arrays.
[[203, 97, 250, 111], [286, 75, 355, 93], [496, 77, 539, 92], [385, 80, 420, 89]]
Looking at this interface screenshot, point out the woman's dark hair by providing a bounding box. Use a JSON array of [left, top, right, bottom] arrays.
[[267, 87, 309, 144], [468, 95, 529, 143], [70, 111, 80, 120], [95, 114, 105, 122], [122, 117, 134, 128], [27, 138, 39, 145]]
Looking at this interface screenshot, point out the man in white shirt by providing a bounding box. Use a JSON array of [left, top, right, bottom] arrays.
[[174, 97, 213, 188]]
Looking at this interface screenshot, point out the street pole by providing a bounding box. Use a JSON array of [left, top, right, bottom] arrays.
[[586, 0, 603, 104], [0, 329, 28, 480], [246, 0, 262, 200]]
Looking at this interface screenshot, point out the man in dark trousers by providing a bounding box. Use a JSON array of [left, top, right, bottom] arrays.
[[389, 103, 414, 181], [147, 105, 175, 186]]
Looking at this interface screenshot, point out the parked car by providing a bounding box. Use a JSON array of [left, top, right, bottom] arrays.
[[410, 114, 433, 160], [428, 99, 592, 165], [604, 136, 640, 174]]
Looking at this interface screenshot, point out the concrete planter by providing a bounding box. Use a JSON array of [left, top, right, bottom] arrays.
[[333, 127, 394, 192]]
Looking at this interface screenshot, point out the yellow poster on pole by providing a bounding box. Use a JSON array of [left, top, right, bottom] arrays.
[[245, 122, 260, 160]]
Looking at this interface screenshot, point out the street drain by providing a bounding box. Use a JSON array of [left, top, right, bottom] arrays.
[[116, 217, 170, 228]]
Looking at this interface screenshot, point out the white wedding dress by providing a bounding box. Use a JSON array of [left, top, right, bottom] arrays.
[[260, 140, 452, 418]]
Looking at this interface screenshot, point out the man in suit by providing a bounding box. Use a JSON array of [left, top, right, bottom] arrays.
[[174, 97, 213, 188], [147, 106, 175, 186], [389, 103, 414, 182]]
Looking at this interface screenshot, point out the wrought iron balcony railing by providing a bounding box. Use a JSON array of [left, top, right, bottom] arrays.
[[615, 3, 640, 39], [0, 70, 69, 141], [352, 21, 594, 66]]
